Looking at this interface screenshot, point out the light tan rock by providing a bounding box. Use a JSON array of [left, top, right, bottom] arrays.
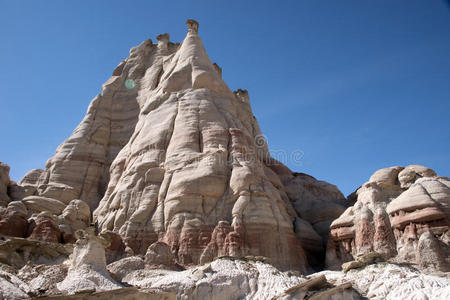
[[0, 201, 29, 238], [417, 231, 449, 272], [398, 164, 437, 188], [368, 166, 403, 186], [9, 168, 45, 201], [58, 199, 91, 243], [22, 195, 66, 215], [107, 256, 145, 281], [5, 21, 349, 274], [92, 20, 310, 272], [57, 227, 122, 294], [327, 165, 450, 273], [145, 241, 176, 269], [34, 38, 166, 210]]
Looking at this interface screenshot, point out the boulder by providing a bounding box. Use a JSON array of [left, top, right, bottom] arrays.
[[22, 195, 66, 215], [58, 199, 91, 243], [416, 231, 449, 272], [0, 201, 28, 238], [107, 256, 145, 281], [27, 211, 61, 243], [398, 165, 437, 188], [145, 241, 176, 269]]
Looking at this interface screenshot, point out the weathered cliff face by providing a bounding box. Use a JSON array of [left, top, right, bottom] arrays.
[[0, 20, 349, 272], [326, 165, 450, 272], [33, 37, 168, 210], [92, 20, 309, 271]]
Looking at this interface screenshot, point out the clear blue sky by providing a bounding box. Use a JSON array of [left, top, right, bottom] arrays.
[[1, 0, 449, 196]]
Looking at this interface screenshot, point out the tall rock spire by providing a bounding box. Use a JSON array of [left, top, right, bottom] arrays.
[[23, 20, 352, 272], [90, 20, 308, 271]]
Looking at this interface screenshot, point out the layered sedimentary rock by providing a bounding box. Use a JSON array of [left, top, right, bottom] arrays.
[[57, 228, 122, 293], [0, 201, 28, 238], [33, 37, 161, 210], [326, 165, 450, 272], [8, 169, 44, 201], [87, 20, 324, 272], [0, 19, 449, 300], [284, 173, 349, 267], [1, 21, 353, 272]]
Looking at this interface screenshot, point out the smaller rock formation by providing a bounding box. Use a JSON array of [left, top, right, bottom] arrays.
[[341, 252, 385, 273], [326, 164, 450, 272], [58, 199, 91, 243], [186, 19, 199, 35], [0, 201, 28, 238], [107, 256, 145, 281], [398, 165, 437, 188], [8, 169, 44, 201], [145, 241, 177, 269], [0, 237, 72, 268], [387, 176, 449, 270], [22, 195, 66, 215], [27, 211, 61, 243], [102, 231, 126, 264], [417, 231, 449, 272], [57, 227, 122, 294]]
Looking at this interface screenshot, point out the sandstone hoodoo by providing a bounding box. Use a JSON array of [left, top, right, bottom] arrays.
[[326, 165, 450, 272], [0, 20, 449, 299]]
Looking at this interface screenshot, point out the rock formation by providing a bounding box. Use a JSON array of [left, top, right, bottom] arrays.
[[0, 201, 28, 238], [0, 20, 449, 300], [0, 19, 350, 272], [56, 228, 122, 294], [326, 164, 450, 272]]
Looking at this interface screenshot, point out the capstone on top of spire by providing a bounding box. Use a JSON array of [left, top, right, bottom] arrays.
[[186, 19, 199, 35]]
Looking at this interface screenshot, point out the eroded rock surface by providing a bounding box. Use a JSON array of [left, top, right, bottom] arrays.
[[0, 20, 350, 273], [326, 165, 450, 272], [56, 228, 122, 294], [86, 20, 339, 272], [0, 201, 28, 238], [1, 20, 448, 300]]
